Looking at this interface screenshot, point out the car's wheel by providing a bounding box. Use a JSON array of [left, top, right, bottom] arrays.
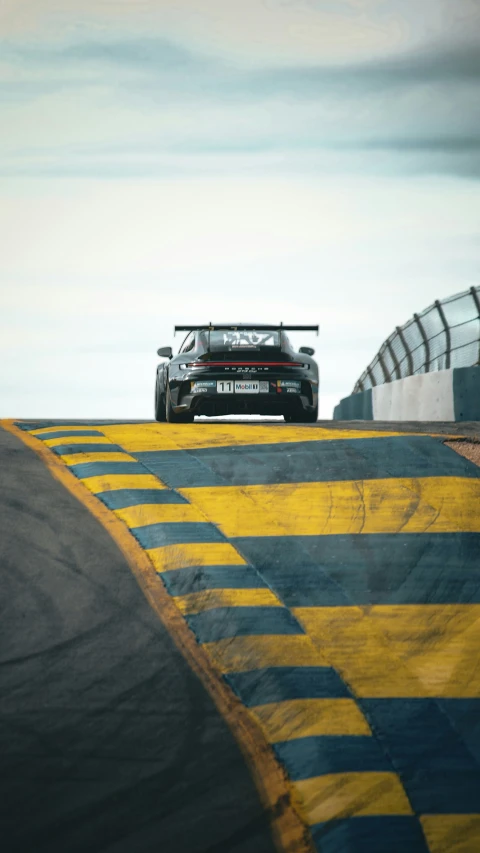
[[298, 404, 318, 423], [166, 385, 194, 423], [154, 380, 167, 422], [285, 404, 318, 423]]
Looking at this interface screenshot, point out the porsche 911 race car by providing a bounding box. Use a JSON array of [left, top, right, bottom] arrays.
[[154, 323, 319, 423]]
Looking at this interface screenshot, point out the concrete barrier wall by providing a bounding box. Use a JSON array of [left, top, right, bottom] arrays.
[[334, 366, 480, 421], [332, 388, 373, 420]]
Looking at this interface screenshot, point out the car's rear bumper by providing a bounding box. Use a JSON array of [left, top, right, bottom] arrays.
[[168, 370, 318, 417]]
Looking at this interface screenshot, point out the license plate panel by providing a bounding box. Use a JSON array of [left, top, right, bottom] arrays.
[[216, 380, 235, 394], [216, 379, 264, 394]]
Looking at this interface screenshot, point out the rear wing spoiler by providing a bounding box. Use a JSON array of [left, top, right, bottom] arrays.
[[174, 324, 319, 334]]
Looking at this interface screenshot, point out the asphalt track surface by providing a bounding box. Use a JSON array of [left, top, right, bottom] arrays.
[[0, 426, 276, 853], [2, 418, 480, 853]]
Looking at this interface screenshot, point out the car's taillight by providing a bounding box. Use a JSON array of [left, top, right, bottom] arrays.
[[185, 361, 306, 367]]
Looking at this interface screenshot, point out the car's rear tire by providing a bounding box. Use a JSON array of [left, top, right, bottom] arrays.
[[155, 381, 167, 422], [166, 385, 194, 423], [284, 404, 318, 423], [298, 404, 318, 423]]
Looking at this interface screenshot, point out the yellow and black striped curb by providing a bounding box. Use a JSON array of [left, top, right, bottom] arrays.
[[8, 420, 480, 853]]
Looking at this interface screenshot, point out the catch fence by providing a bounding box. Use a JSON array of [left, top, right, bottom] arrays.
[[353, 286, 480, 393]]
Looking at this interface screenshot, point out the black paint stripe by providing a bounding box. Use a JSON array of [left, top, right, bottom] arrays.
[[69, 461, 147, 478], [16, 420, 150, 430], [33, 430, 105, 440], [162, 565, 268, 596], [273, 735, 391, 780], [186, 606, 303, 643], [360, 698, 480, 814], [97, 489, 188, 510], [225, 667, 351, 706], [233, 533, 480, 606], [134, 435, 479, 489], [51, 443, 124, 455], [311, 816, 429, 853], [131, 521, 226, 549]]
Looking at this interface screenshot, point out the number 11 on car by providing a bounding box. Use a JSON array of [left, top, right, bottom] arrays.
[[217, 380, 233, 393]]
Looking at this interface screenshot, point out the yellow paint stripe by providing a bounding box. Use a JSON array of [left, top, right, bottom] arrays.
[[253, 698, 371, 742], [294, 772, 413, 825], [61, 451, 136, 465], [44, 435, 111, 448], [115, 503, 205, 528], [174, 587, 281, 615], [81, 473, 166, 493], [99, 422, 431, 452], [204, 634, 326, 673], [421, 814, 480, 853], [147, 542, 247, 573], [26, 421, 457, 446], [295, 605, 480, 698], [180, 477, 480, 536], [2, 418, 313, 853]]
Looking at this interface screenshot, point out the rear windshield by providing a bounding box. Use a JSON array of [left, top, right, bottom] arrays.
[[205, 330, 281, 350]]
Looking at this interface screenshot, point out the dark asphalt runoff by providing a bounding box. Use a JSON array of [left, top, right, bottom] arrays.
[[0, 426, 277, 853]]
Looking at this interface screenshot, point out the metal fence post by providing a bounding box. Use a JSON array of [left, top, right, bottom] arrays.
[[471, 286, 480, 365], [367, 366, 376, 387], [434, 299, 451, 369], [386, 337, 401, 380], [395, 326, 414, 377], [471, 286, 480, 315], [413, 312, 430, 372], [377, 350, 390, 383]]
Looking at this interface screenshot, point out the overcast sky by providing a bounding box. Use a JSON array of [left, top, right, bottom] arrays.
[[1, 0, 479, 418]]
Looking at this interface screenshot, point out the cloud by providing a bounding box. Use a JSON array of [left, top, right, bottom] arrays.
[[2, 146, 480, 182], [1, 0, 479, 67], [2, 36, 210, 74], [1, 23, 480, 180], [0, 0, 443, 63], [4, 33, 480, 92]]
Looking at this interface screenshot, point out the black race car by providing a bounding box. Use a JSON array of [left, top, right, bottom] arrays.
[[154, 323, 319, 423]]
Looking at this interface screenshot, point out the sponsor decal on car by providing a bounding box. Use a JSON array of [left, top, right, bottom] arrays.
[[191, 380, 216, 392], [235, 381, 259, 393], [277, 379, 301, 393]]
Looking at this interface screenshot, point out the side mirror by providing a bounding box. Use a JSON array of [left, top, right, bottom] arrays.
[[299, 346, 315, 356], [157, 346, 173, 359]]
